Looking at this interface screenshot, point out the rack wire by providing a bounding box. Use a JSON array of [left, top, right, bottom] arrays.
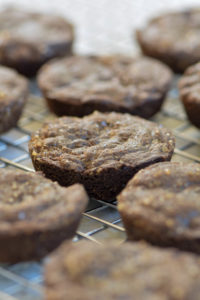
[[0, 75, 200, 299]]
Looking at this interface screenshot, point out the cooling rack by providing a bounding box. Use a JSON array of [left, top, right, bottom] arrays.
[[0, 76, 200, 299], [0, 0, 200, 297]]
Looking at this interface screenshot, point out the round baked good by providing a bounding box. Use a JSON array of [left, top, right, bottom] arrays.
[[44, 240, 200, 300], [0, 66, 28, 134], [0, 8, 74, 76], [37, 55, 173, 118], [118, 162, 200, 254], [0, 168, 88, 263], [136, 8, 200, 73], [29, 111, 175, 202], [179, 62, 200, 128]]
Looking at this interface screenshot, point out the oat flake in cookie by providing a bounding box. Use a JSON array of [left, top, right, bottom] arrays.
[[118, 162, 200, 254], [45, 241, 200, 300], [0, 8, 74, 76], [0, 66, 28, 134], [29, 111, 175, 202], [0, 169, 88, 263], [38, 55, 172, 118], [179, 62, 200, 128], [136, 8, 200, 73]]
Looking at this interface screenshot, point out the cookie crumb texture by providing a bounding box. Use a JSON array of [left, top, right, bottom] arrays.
[[0, 8, 74, 76], [0, 169, 88, 262], [38, 55, 172, 118], [0, 66, 28, 134], [118, 162, 200, 254], [179, 62, 200, 128], [45, 241, 200, 300], [136, 8, 200, 73], [29, 111, 175, 201]]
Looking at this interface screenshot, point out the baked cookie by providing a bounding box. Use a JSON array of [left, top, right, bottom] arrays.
[[136, 8, 200, 73], [179, 62, 200, 128], [0, 66, 28, 134], [38, 55, 172, 118], [29, 111, 175, 202], [0, 8, 74, 76], [0, 169, 88, 262], [118, 162, 200, 254], [44, 240, 200, 300]]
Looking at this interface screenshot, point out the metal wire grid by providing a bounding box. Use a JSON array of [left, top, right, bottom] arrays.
[[0, 78, 199, 299]]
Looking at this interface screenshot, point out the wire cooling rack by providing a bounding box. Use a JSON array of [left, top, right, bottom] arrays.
[[0, 76, 200, 299]]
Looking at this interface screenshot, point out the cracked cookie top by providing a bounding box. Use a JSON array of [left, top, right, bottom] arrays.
[[29, 111, 175, 173]]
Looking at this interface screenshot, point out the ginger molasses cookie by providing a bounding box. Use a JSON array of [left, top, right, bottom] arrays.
[[136, 8, 200, 73], [118, 162, 200, 254], [179, 62, 200, 128], [29, 111, 175, 202], [0, 8, 74, 76], [38, 55, 172, 118], [45, 241, 200, 300], [0, 169, 88, 262], [0, 66, 28, 134]]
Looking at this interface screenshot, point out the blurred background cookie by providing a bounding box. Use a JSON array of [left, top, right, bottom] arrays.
[[0, 65, 28, 134], [0, 7, 74, 76], [136, 8, 200, 73], [38, 55, 173, 118], [45, 240, 200, 300], [179, 62, 200, 128]]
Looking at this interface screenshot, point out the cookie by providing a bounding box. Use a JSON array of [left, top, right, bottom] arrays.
[[0, 66, 28, 134], [118, 162, 200, 254], [179, 62, 200, 128], [0, 8, 74, 76], [29, 111, 175, 202], [136, 8, 200, 73], [44, 240, 200, 300], [0, 169, 88, 262], [38, 55, 172, 118]]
